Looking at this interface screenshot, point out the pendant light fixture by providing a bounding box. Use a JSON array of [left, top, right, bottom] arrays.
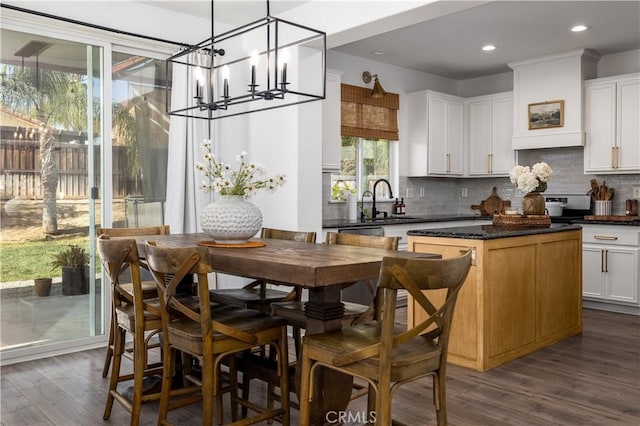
[[362, 71, 386, 98], [166, 0, 326, 120]]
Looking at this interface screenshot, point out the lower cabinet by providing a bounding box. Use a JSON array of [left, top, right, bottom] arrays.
[[582, 225, 640, 306]]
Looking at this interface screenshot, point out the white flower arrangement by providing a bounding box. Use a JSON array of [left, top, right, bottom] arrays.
[[509, 162, 553, 193], [195, 139, 286, 198]]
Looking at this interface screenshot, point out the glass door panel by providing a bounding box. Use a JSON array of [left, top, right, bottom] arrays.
[[0, 29, 104, 358]]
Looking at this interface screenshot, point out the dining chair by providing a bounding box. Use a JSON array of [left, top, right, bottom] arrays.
[[98, 235, 165, 426], [298, 251, 472, 426], [209, 227, 316, 313], [144, 241, 290, 426], [97, 225, 171, 378]]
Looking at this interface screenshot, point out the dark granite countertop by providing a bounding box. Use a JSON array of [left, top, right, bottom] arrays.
[[322, 214, 491, 229], [407, 223, 583, 240], [572, 219, 639, 227]]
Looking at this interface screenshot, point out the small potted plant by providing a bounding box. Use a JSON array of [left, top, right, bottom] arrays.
[[51, 244, 89, 295]]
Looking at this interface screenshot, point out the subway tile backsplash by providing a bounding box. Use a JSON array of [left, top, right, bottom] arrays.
[[323, 147, 640, 220]]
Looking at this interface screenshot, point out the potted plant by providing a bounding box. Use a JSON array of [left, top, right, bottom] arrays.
[[33, 277, 53, 297], [51, 244, 89, 296]]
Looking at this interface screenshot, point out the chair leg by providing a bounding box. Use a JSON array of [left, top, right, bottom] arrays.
[[298, 344, 312, 426], [433, 372, 447, 426], [103, 327, 124, 420], [102, 311, 115, 378], [366, 384, 376, 416], [130, 329, 146, 426], [157, 347, 175, 425], [375, 378, 392, 426], [279, 329, 290, 426], [201, 354, 215, 426], [228, 355, 239, 422], [240, 363, 251, 418]]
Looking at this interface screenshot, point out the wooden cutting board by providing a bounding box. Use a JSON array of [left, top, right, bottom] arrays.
[[471, 187, 511, 216]]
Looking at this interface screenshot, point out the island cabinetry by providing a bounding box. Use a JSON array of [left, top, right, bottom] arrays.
[[584, 73, 640, 173], [407, 90, 464, 176], [582, 225, 639, 305], [407, 229, 582, 371]]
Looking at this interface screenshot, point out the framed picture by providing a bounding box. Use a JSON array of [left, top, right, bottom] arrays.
[[528, 100, 564, 130]]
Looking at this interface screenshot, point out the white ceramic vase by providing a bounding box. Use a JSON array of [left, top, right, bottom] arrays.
[[201, 195, 263, 243]]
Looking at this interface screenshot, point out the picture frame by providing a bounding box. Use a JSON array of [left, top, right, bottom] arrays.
[[528, 100, 564, 130]]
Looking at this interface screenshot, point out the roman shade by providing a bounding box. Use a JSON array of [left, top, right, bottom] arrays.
[[341, 83, 399, 141]]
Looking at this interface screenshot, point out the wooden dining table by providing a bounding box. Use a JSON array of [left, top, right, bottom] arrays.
[[135, 232, 438, 425]]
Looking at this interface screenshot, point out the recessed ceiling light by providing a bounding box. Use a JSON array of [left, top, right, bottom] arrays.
[[571, 25, 589, 32], [482, 44, 497, 51], [372, 50, 385, 55]]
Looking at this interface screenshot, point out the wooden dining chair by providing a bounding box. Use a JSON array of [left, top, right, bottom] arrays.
[[98, 225, 170, 378], [144, 241, 290, 426], [209, 227, 316, 313], [298, 251, 472, 426], [98, 235, 165, 426]]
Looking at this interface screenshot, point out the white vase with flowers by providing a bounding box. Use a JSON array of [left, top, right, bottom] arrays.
[[196, 139, 286, 243]]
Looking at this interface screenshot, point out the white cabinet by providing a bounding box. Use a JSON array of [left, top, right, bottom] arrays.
[[322, 69, 343, 172], [584, 73, 640, 173], [467, 92, 514, 176], [407, 90, 464, 176], [582, 225, 640, 306]]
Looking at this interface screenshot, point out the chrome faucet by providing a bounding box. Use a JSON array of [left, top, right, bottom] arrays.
[[360, 190, 373, 221], [372, 178, 393, 220]]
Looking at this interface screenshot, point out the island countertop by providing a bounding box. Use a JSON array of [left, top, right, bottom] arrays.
[[407, 223, 582, 240]]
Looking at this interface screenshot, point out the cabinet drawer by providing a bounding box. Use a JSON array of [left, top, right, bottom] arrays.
[[582, 225, 639, 246]]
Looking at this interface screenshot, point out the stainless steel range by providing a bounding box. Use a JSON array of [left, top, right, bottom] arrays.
[[545, 194, 592, 222]]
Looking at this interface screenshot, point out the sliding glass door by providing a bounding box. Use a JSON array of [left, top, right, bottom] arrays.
[[0, 28, 105, 360]]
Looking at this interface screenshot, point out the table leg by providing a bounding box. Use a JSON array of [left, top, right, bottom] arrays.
[[299, 286, 353, 426]]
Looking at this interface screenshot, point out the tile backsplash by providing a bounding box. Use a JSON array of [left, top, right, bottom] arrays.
[[323, 147, 640, 220]]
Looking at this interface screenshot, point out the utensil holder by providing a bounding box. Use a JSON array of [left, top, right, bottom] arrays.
[[594, 200, 612, 216]]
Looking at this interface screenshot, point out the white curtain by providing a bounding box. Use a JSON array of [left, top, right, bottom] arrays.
[[165, 56, 211, 233]]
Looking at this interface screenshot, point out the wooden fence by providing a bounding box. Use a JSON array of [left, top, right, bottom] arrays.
[[0, 140, 137, 200]]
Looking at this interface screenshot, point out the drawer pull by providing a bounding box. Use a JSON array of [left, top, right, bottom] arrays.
[[604, 249, 608, 273], [601, 249, 605, 273], [594, 235, 618, 241]]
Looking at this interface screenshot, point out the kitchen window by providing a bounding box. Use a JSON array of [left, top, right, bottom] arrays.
[[331, 136, 394, 199], [333, 84, 399, 200]]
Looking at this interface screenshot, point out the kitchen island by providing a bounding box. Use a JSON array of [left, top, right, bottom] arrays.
[[407, 223, 583, 371]]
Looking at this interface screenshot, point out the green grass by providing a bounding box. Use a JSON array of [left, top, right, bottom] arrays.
[[0, 236, 91, 282]]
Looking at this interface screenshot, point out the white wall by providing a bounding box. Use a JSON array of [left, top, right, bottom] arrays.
[[595, 49, 640, 78]]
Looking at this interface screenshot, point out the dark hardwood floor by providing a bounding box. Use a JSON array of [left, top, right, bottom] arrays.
[[1, 308, 639, 425]]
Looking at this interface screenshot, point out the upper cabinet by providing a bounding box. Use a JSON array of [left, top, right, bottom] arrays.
[[584, 73, 640, 174], [467, 92, 515, 176], [408, 90, 464, 176], [322, 69, 343, 172]]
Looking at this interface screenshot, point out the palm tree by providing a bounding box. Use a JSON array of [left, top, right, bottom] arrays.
[[0, 64, 88, 234]]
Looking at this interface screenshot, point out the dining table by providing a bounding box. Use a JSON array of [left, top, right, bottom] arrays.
[[134, 232, 438, 425]]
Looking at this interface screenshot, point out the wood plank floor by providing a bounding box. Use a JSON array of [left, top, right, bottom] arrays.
[[1, 308, 639, 425]]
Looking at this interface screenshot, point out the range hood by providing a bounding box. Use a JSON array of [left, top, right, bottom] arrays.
[[509, 49, 601, 150]]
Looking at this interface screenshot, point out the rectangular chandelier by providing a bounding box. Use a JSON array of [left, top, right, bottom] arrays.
[[166, 1, 326, 120]]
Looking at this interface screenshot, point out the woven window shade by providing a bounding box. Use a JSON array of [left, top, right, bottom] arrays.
[[341, 83, 399, 140]]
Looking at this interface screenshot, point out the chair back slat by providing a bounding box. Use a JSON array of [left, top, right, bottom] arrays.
[[261, 228, 316, 243], [97, 225, 170, 237], [324, 232, 399, 250]]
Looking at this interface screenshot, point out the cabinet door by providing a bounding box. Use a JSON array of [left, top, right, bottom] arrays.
[[407, 91, 428, 176], [616, 78, 640, 171], [490, 96, 514, 175], [427, 95, 448, 174], [584, 82, 616, 173], [606, 247, 639, 304], [321, 70, 342, 172], [582, 245, 605, 299], [447, 100, 464, 175], [468, 100, 492, 175]]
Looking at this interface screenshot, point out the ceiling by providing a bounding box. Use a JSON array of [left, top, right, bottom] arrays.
[[142, 0, 640, 81]]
